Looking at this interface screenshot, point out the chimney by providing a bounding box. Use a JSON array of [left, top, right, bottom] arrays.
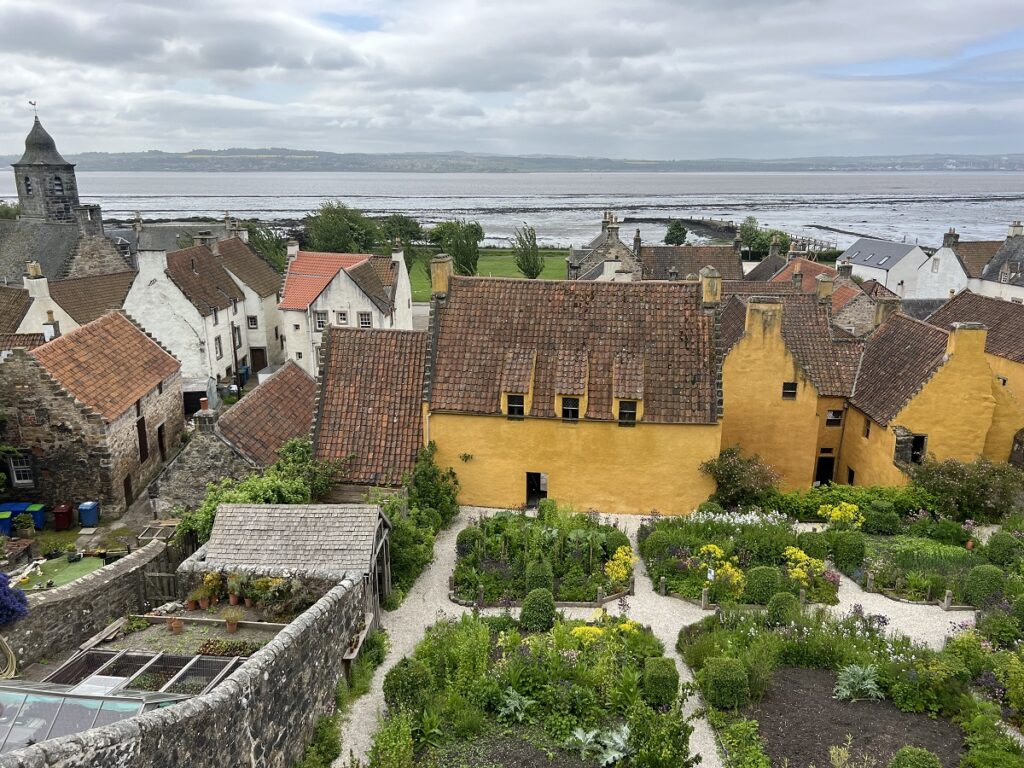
[[132, 211, 143, 238], [815, 272, 834, 304], [42, 310, 60, 341], [768, 234, 781, 260], [744, 296, 784, 337], [942, 228, 959, 249], [200, 397, 209, 411], [699, 266, 721, 307], [601, 211, 611, 233], [195, 229, 216, 251], [946, 321, 987, 358], [606, 220, 621, 245], [286, 239, 300, 261], [733, 231, 742, 253], [872, 296, 900, 329], [633, 228, 642, 255], [836, 262, 853, 281], [668, 266, 679, 281], [787, 241, 800, 262], [1008, 220, 1024, 238], [23, 263, 50, 299], [431, 253, 454, 298], [791, 267, 803, 288]]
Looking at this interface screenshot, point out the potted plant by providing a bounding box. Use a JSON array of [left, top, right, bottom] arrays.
[[221, 606, 244, 634], [226, 572, 246, 606], [12, 515, 33, 539], [168, 616, 184, 634], [196, 586, 212, 611], [203, 572, 224, 605], [186, 587, 203, 611]]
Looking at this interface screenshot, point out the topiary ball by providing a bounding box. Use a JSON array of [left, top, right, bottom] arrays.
[[520, 588, 557, 632], [766, 591, 800, 626], [796, 531, 829, 560], [641, 656, 680, 709], [743, 566, 783, 605], [965, 564, 1006, 607], [525, 558, 554, 593], [455, 526, 484, 558], [986, 531, 1022, 568], [830, 530, 866, 571], [699, 656, 749, 709], [888, 745, 942, 768]]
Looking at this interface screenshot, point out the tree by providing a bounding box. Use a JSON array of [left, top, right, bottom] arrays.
[[305, 201, 380, 253], [664, 220, 688, 246], [911, 458, 1024, 523], [379, 214, 424, 245], [0, 202, 18, 220], [738, 216, 761, 250], [737, 216, 791, 258], [245, 222, 287, 272], [511, 222, 545, 279], [428, 219, 484, 276], [699, 446, 780, 508]]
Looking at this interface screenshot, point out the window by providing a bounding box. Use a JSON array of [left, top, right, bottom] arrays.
[[820, 447, 834, 455], [293, 324, 300, 331], [336, 311, 349, 325], [213, 308, 219, 326], [135, 399, 142, 418], [295, 351, 303, 360], [826, 409, 843, 427], [23, 176, 32, 195], [137, 416, 149, 462], [862, 418, 871, 438], [358, 312, 373, 329], [618, 400, 638, 427], [53, 176, 64, 195], [781, 382, 797, 399], [8, 455, 33, 488], [280, 337, 285, 350], [847, 468, 856, 485], [910, 434, 927, 464], [507, 394, 525, 419], [998, 375, 1009, 386], [158, 380, 163, 395], [931, 257, 940, 273], [274, 326, 279, 339], [247, 315, 258, 330], [314, 311, 329, 331], [232, 298, 238, 315], [878, 256, 890, 265], [232, 325, 242, 350], [214, 336, 223, 360], [1001, 269, 1010, 284], [561, 397, 580, 421]]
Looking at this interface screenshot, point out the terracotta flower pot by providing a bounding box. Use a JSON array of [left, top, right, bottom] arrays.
[[199, 597, 211, 610], [244, 597, 253, 608], [225, 621, 238, 634], [229, 593, 239, 606], [186, 599, 198, 611], [966, 539, 975, 550], [168, 618, 183, 635], [212, 596, 220, 605]]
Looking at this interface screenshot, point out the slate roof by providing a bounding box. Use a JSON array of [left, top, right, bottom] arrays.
[[0, 285, 31, 333], [429, 277, 719, 423], [927, 290, 1024, 364], [639, 245, 744, 281], [216, 237, 282, 298], [47, 271, 136, 325], [901, 298, 950, 321], [0, 333, 44, 351], [202, 503, 387, 576], [839, 238, 918, 271], [981, 235, 1024, 287], [30, 311, 180, 421], [314, 328, 427, 486], [108, 222, 232, 254], [165, 245, 244, 316], [279, 251, 369, 311], [953, 240, 1003, 279], [218, 361, 317, 466], [744, 254, 786, 282], [720, 293, 862, 397], [346, 258, 393, 314], [0, 219, 81, 282], [849, 313, 949, 426], [14, 118, 71, 166]]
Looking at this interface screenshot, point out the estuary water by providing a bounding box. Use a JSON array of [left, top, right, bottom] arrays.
[[2, 170, 1023, 248]]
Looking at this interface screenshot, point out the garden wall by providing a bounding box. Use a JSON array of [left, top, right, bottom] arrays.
[[0, 576, 366, 768], [0, 540, 168, 668]]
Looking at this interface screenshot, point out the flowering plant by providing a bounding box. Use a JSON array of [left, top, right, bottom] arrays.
[[603, 546, 637, 588], [817, 502, 864, 530], [783, 546, 825, 587], [699, 544, 745, 599]]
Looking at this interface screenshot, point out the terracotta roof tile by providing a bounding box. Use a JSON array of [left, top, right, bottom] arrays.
[[954, 240, 1003, 278], [430, 277, 718, 424], [640, 245, 744, 280], [771, 258, 838, 293], [218, 361, 317, 466], [0, 285, 31, 333], [500, 349, 535, 394], [860, 279, 898, 299], [722, 280, 798, 296], [345, 258, 393, 314], [31, 312, 180, 420], [928, 290, 1024, 364], [850, 313, 948, 426], [165, 245, 244, 316], [0, 333, 44, 351], [314, 328, 427, 486], [613, 352, 645, 400], [216, 237, 282, 298], [832, 283, 862, 312], [48, 271, 136, 325], [370, 254, 397, 288], [279, 251, 368, 311]]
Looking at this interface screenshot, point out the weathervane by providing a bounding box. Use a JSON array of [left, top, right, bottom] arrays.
[[28, 100, 37, 117]]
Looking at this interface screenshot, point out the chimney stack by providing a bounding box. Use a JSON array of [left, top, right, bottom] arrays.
[[42, 310, 60, 341], [668, 266, 679, 281], [633, 228, 642, 256], [699, 266, 721, 307], [1009, 221, 1024, 238], [430, 253, 454, 298], [23, 262, 50, 299], [606, 220, 621, 244], [873, 297, 901, 330], [815, 273, 834, 304], [286, 239, 300, 261], [768, 234, 781, 260], [601, 211, 612, 233], [942, 228, 960, 249], [836, 262, 853, 281], [733, 230, 742, 253], [946, 321, 987, 358], [744, 296, 784, 337]]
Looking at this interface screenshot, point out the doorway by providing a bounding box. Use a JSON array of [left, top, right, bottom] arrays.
[[814, 456, 835, 486], [251, 347, 268, 373], [526, 472, 548, 507], [123, 475, 133, 507], [157, 423, 166, 462]]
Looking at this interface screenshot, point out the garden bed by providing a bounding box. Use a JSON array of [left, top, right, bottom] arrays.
[[417, 726, 592, 768]]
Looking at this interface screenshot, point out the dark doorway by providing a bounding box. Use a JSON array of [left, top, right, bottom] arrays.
[[251, 347, 268, 373], [157, 424, 166, 462], [123, 475, 133, 507], [814, 456, 835, 486], [526, 472, 547, 507]]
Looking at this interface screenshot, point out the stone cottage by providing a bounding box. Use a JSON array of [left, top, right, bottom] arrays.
[[0, 311, 184, 515]]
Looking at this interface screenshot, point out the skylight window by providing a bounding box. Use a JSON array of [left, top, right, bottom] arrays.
[[862, 254, 873, 262], [878, 256, 889, 265]]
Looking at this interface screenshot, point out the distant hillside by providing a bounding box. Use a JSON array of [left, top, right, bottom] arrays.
[[2, 147, 1023, 172]]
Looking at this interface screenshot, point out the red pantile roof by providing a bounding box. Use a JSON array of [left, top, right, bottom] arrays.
[[928, 290, 1024, 364], [640, 245, 744, 280], [314, 328, 427, 486], [429, 277, 719, 424], [860, 279, 898, 299], [0, 286, 31, 333], [216, 237, 282, 298], [218, 361, 316, 466], [369, 254, 397, 288], [771, 258, 837, 294], [48, 271, 136, 325], [279, 251, 368, 311], [165, 245, 244, 317], [832, 283, 862, 312], [954, 241, 1003, 279], [31, 312, 180, 421], [0, 333, 44, 351], [722, 280, 798, 296]]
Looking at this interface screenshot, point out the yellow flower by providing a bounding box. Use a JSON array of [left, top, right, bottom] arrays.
[[816, 502, 864, 530], [571, 626, 605, 646], [604, 545, 638, 587]]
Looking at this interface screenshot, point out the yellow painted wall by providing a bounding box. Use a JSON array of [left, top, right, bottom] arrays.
[[838, 408, 906, 487], [427, 412, 721, 515], [988, 354, 1024, 407], [984, 374, 1024, 461], [721, 303, 820, 489]]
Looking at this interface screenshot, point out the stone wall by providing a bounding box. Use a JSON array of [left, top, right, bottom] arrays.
[[64, 234, 132, 279], [151, 429, 254, 516], [0, 540, 168, 668], [835, 293, 877, 337], [0, 577, 366, 768]]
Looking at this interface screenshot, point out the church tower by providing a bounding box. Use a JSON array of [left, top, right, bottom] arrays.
[[12, 117, 80, 223]]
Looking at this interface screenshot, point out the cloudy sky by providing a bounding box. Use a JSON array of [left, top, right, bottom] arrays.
[[0, 0, 1022, 159]]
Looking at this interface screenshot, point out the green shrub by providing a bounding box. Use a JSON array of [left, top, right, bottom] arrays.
[[797, 531, 829, 560], [944, 631, 988, 677], [766, 592, 800, 626], [536, 497, 558, 522], [1012, 597, 1024, 629], [641, 657, 679, 709], [368, 712, 414, 768], [830, 530, 866, 571], [888, 746, 942, 768], [525, 558, 554, 593], [977, 610, 1021, 648], [383, 658, 432, 713], [700, 656, 749, 709], [930, 518, 970, 546], [986, 531, 1022, 568], [911, 457, 1024, 523], [743, 566, 783, 605], [519, 588, 556, 632], [863, 505, 901, 535], [965, 564, 1006, 607], [294, 714, 341, 768], [627, 702, 695, 768], [455, 526, 484, 557], [700, 446, 780, 507]]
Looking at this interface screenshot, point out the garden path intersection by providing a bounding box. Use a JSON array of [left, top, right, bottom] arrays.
[[334, 508, 974, 766]]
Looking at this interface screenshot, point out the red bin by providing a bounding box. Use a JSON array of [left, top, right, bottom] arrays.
[[53, 503, 73, 531]]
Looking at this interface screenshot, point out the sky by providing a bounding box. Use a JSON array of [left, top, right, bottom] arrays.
[[0, 0, 1022, 159]]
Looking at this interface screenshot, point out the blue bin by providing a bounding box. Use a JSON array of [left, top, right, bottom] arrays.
[[78, 501, 99, 528], [27, 504, 45, 530], [0, 512, 11, 537]]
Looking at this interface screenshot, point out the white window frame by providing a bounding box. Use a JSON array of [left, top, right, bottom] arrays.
[[314, 311, 329, 331], [358, 312, 372, 329], [247, 315, 258, 330], [336, 310, 349, 326], [8, 455, 33, 488]]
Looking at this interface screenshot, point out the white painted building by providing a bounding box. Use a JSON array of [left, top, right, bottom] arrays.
[[972, 222, 1024, 303], [279, 244, 414, 376], [838, 238, 929, 297], [912, 229, 970, 300], [215, 236, 285, 373]]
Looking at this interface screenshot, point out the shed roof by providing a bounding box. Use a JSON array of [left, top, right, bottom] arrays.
[[48, 271, 136, 325], [345, 258, 393, 314], [927, 290, 1024, 364], [744, 254, 786, 282], [839, 238, 918, 271]]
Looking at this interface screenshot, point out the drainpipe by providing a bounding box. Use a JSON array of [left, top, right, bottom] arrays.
[[230, 320, 242, 394]]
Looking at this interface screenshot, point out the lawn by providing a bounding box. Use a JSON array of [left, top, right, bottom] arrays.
[[19, 556, 105, 590], [409, 248, 569, 301]]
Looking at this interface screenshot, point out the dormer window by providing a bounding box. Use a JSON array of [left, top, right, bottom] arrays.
[[506, 394, 525, 419], [618, 400, 638, 427], [53, 176, 64, 195], [1001, 268, 1010, 284], [561, 397, 580, 422], [23, 176, 32, 195], [931, 257, 939, 273]]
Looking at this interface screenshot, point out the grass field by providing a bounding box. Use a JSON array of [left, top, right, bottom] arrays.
[[409, 248, 569, 301]]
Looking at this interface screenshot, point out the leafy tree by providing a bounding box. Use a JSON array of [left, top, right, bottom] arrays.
[[664, 221, 688, 246], [428, 219, 484, 276], [407, 442, 460, 527], [737, 216, 791, 257], [700, 446, 780, 508], [911, 458, 1024, 522], [511, 222, 545, 279], [738, 216, 761, 250], [0, 202, 18, 220], [305, 201, 379, 253], [245, 222, 287, 272], [379, 214, 424, 246]]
